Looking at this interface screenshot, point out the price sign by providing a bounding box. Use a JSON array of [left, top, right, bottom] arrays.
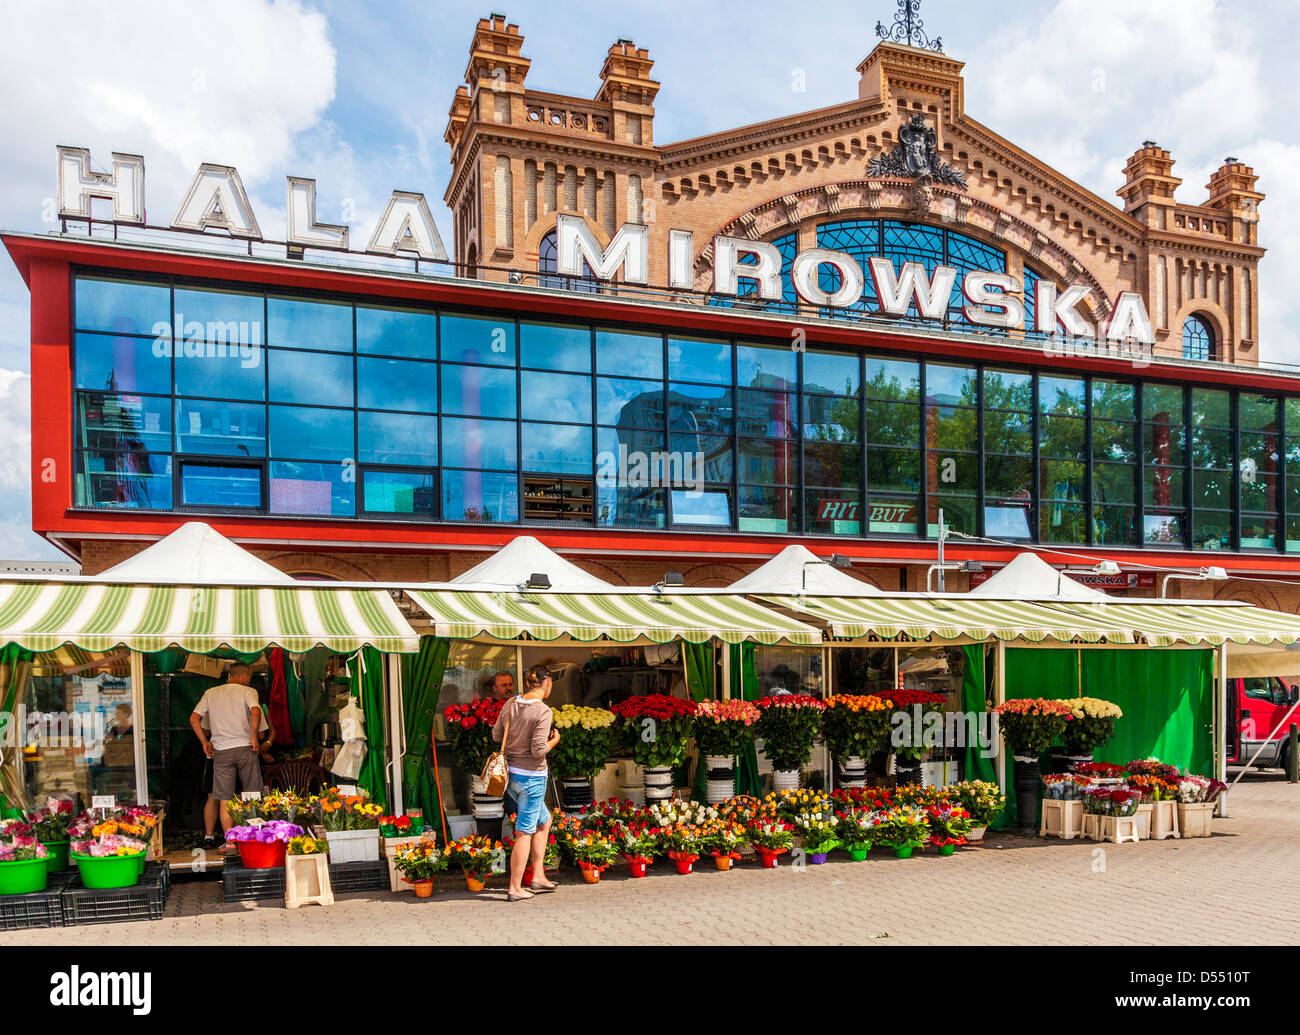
[[240, 791, 263, 801], [91, 795, 116, 810], [337, 783, 358, 796]]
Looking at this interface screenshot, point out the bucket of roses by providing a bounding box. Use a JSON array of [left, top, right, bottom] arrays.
[[694, 699, 760, 800], [746, 817, 794, 868], [610, 695, 697, 801], [608, 822, 659, 877], [754, 694, 826, 788], [876, 805, 929, 859], [877, 688, 948, 779], [1062, 697, 1123, 761], [821, 694, 892, 778]]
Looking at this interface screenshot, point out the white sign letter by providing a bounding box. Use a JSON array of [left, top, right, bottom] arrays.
[[1104, 291, 1156, 344], [172, 164, 261, 238], [1035, 281, 1094, 337], [286, 176, 349, 251], [556, 214, 648, 285], [791, 248, 864, 309], [366, 191, 448, 261], [57, 146, 145, 224], [712, 236, 783, 300], [962, 271, 1025, 329], [668, 229, 695, 290], [868, 258, 957, 320]]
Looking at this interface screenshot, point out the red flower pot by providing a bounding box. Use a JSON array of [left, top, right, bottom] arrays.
[[673, 855, 697, 875], [237, 839, 286, 870], [626, 858, 648, 878], [753, 846, 783, 868]]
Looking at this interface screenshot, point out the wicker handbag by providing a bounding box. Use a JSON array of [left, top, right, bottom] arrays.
[[480, 704, 511, 798]]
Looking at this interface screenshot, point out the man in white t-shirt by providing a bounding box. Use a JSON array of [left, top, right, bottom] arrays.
[[190, 663, 264, 850]]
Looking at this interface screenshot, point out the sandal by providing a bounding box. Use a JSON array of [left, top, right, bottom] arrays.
[[507, 890, 535, 902], [531, 880, 559, 892]]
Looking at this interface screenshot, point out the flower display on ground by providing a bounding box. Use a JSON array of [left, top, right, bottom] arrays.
[[950, 780, 1005, 826], [794, 816, 840, 854], [746, 817, 794, 853], [445, 834, 503, 877], [392, 840, 448, 882], [560, 829, 618, 871], [926, 803, 972, 845], [875, 805, 929, 849], [1177, 774, 1227, 804], [836, 807, 882, 849]]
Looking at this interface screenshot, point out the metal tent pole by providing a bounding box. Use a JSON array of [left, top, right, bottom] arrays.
[[1218, 642, 1229, 818], [385, 653, 405, 816], [995, 640, 1007, 796]]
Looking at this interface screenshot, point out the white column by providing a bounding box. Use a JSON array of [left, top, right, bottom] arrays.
[[129, 651, 148, 806], [720, 643, 731, 701], [994, 640, 1007, 795], [1218, 642, 1229, 818]]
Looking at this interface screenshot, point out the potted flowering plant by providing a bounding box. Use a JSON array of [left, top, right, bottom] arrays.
[[875, 805, 929, 858], [661, 824, 705, 874], [225, 820, 305, 869], [549, 705, 618, 813], [287, 834, 328, 856], [836, 807, 881, 860], [23, 802, 75, 872], [442, 697, 506, 773], [821, 694, 891, 787], [608, 822, 659, 877], [794, 816, 840, 863], [445, 834, 503, 891], [392, 841, 448, 897], [561, 830, 619, 883], [767, 788, 833, 826], [926, 803, 972, 854], [693, 699, 761, 802], [699, 821, 745, 870], [0, 830, 50, 895], [950, 780, 1005, 842], [994, 698, 1075, 834], [1176, 774, 1226, 837], [1062, 697, 1123, 760], [317, 787, 384, 863], [754, 694, 827, 790], [877, 688, 948, 780], [610, 695, 697, 802], [746, 817, 794, 867], [70, 823, 149, 889], [647, 799, 720, 829]]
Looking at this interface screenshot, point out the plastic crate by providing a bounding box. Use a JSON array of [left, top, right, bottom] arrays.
[[0, 870, 73, 931], [221, 858, 285, 902], [328, 860, 390, 894], [61, 870, 168, 927]]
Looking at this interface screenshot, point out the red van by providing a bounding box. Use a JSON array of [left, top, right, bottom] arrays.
[[1226, 677, 1300, 769]]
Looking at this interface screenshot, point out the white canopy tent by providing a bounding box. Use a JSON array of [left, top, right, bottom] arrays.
[[967, 552, 1109, 602], [726, 544, 883, 596], [448, 536, 615, 592], [95, 522, 296, 585]]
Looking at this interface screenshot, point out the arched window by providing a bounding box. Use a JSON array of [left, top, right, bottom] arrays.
[[537, 230, 597, 292], [1182, 314, 1216, 361]]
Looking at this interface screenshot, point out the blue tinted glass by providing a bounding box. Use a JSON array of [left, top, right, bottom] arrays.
[[1038, 375, 1086, 415], [668, 338, 732, 385], [77, 451, 172, 509], [269, 406, 353, 461], [173, 345, 265, 401], [521, 322, 591, 372], [442, 470, 519, 523], [269, 461, 355, 516], [597, 426, 663, 465], [173, 287, 264, 344], [75, 333, 172, 395], [865, 358, 920, 401], [363, 470, 436, 516], [440, 417, 517, 470], [597, 378, 662, 426], [926, 363, 978, 405], [668, 383, 733, 434], [804, 352, 860, 396], [267, 297, 352, 352], [521, 371, 591, 424], [77, 392, 171, 453], [442, 364, 516, 417], [269, 349, 353, 406], [596, 329, 662, 378], [358, 357, 436, 412], [357, 411, 437, 466], [671, 489, 731, 526], [737, 343, 796, 390], [522, 422, 593, 474], [441, 314, 515, 365], [174, 398, 265, 457], [180, 463, 261, 508], [356, 305, 436, 359], [75, 278, 170, 336], [737, 390, 797, 438]]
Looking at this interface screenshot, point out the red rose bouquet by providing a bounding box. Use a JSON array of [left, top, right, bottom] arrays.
[[610, 694, 696, 768], [442, 697, 505, 773], [754, 694, 826, 771]]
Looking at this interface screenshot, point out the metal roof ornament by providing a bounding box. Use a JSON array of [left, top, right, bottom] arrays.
[[875, 0, 943, 52]]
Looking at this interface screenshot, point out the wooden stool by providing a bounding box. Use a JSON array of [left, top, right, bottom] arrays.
[[1099, 814, 1141, 844], [286, 854, 334, 909], [1149, 799, 1180, 840]]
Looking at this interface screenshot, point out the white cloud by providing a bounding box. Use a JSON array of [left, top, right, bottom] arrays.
[[0, 371, 66, 562]]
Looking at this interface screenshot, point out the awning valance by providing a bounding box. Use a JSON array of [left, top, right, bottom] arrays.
[[0, 581, 420, 654], [756, 595, 1137, 644], [1047, 601, 1300, 648], [404, 589, 822, 646]]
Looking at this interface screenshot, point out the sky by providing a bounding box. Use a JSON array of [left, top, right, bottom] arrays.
[[1, 0, 1296, 561]]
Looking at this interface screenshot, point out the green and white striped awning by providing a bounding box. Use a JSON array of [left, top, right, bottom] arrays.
[[757, 595, 1137, 644], [1049, 601, 1300, 648], [404, 589, 822, 645], [0, 581, 420, 654]]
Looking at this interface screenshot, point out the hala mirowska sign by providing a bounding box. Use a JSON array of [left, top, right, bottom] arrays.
[[55, 146, 1156, 346]]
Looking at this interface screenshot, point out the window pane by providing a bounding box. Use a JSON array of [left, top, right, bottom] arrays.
[[927, 452, 979, 492], [1143, 384, 1184, 423], [363, 470, 436, 516], [357, 411, 437, 466], [738, 485, 796, 533], [805, 440, 860, 488], [1038, 375, 1086, 416], [1241, 474, 1277, 514], [804, 396, 860, 443], [173, 287, 264, 343], [926, 407, 979, 451], [866, 400, 919, 447], [269, 406, 353, 461], [1093, 463, 1136, 504], [1240, 394, 1279, 433], [1092, 380, 1135, 422], [805, 489, 862, 535], [1094, 505, 1137, 546], [668, 384, 733, 435], [1092, 420, 1136, 464], [269, 349, 353, 406], [1240, 432, 1278, 473], [597, 378, 662, 426], [1194, 470, 1231, 510], [175, 398, 265, 457], [442, 470, 519, 523], [983, 410, 1032, 456], [267, 297, 352, 352], [357, 305, 436, 359], [1040, 415, 1085, 458], [739, 438, 798, 485], [440, 417, 517, 470], [521, 371, 592, 424], [76, 277, 170, 336], [668, 337, 732, 385], [868, 447, 921, 493], [926, 363, 978, 405], [865, 358, 919, 401], [870, 495, 919, 535], [598, 426, 663, 467], [671, 488, 732, 526], [1240, 515, 1276, 550], [983, 369, 1032, 412], [928, 496, 977, 536], [986, 503, 1033, 540], [1039, 502, 1084, 543], [76, 452, 172, 509], [180, 463, 261, 509], [269, 461, 354, 516], [737, 389, 796, 438], [596, 328, 662, 378], [77, 393, 171, 453], [520, 322, 591, 372], [985, 454, 1033, 497], [76, 333, 172, 395], [441, 313, 515, 366], [521, 422, 593, 474], [1144, 424, 1186, 466], [442, 364, 517, 417], [174, 346, 265, 401], [1144, 467, 1184, 508], [737, 343, 796, 390], [1144, 513, 1183, 545], [358, 357, 436, 413], [804, 351, 860, 396], [680, 435, 732, 483], [1040, 459, 1085, 500], [1191, 427, 1233, 469], [1191, 388, 1231, 428], [1193, 512, 1231, 551], [597, 484, 665, 529]]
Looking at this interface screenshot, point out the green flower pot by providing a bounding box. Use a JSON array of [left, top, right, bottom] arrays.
[[136, 852, 147, 877], [847, 847, 871, 861], [0, 858, 50, 895], [42, 841, 70, 873], [893, 846, 913, 859], [937, 844, 956, 856], [72, 853, 143, 890]]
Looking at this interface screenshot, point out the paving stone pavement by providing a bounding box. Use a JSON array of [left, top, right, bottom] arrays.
[[5, 774, 1298, 946]]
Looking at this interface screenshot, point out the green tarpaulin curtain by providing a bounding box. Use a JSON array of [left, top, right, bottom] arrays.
[[961, 644, 997, 788], [0, 644, 33, 814], [683, 642, 714, 801], [729, 643, 762, 797], [350, 646, 387, 810], [997, 647, 1214, 830], [400, 637, 450, 841]]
